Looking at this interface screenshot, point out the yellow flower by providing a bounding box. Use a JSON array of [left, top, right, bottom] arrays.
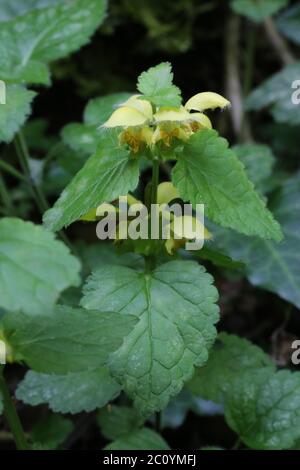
[[101, 92, 230, 152], [165, 215, 212, 255]]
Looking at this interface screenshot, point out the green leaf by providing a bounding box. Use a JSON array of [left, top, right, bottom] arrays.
[[0, 218, 80, 315], [2, 305, 137, 374], [137, 62, 181, 107], [0, 85, 36, 143], [224, 369, 300, 450], [31, 414, 73, 450], [0, 0, 60, 22], [188, 333, 275, 404], [194, 246, 245, 270], [172, 130, 282, 241], [98, 406, 143, 440], [212, 174, 300, 309], [0, 0, 106, 84], [62, 93, 131, 155], [16, 367, 120, 414], [104, 428, 170, 450], [233, 144, 275, 194], [81, 260, 219, 416], [43, 137, 140, 231], [246, 62, 300, 125], [230, 0, 288, 22], [277, 4, 300, 45]]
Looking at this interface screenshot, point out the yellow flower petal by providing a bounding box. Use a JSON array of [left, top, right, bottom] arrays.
[[190, 112, 212, 129], [154, 106, 191, 123], [157, 182, 180, 205], [121, 95, 153, 120], [102, 106, 148, 128], [185, 92, 231, 112], [171, 215, 212, 240]]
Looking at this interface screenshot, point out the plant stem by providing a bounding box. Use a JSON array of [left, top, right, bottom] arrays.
[[14, 131, 76, 253], [0, 366, 29, 450], [14, 131, 49, 214], [264, 17, 295, 66], [0, 172, 14, 214], [0, 159, 28, 183], [150, 157, 159, 206], [145, 157, 160, 272]]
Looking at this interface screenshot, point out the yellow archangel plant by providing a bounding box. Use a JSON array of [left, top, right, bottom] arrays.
[[101, 92, 230, 153]]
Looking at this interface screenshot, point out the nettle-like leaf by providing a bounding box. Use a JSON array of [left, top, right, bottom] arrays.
[[277, 4, 300, 45], [246, 62, 300, 125], [188, 333, 275, 404], [1, 305, 137, 374], [172, 130, 282, 241], [233, 144, 275, 194], [230, 0, 288, 22], [0, 0, 106, 84], [98, 405, 143, 440], [16, 367, 120, 414], [62, 93, 131, 155], [43, 136, 140, 231], [224, 369, 300, 450], [105, 428, 170, 451], [212, 173, 300, 309], [31, 414, 73, 450], [137, 62, 182, 107], [0, 218, 80, 315], [0, 85, 36, 143], [81, 260, 219, 416]]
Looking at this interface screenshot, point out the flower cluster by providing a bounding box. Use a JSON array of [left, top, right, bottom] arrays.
[[102, 92, 230, 153]]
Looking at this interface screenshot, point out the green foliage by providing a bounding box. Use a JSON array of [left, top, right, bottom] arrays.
[[0, 86, 36, 143], [98, 406, 142, 440], [62, 93, 131, 155], [213, 174, 300, 309], [233, 144, 275, 194], [81, 260, 219, 416], [246, 62, 300, 125], [0, 218, 80, 315], [43, 136, 140, 231], [224, 369, 300, 450], [31, 414, 73, 450], [230, 0, 288, 22], [188, 333, 275, 403], [16, 368, 120, 414], [137, 62, 182, 107], [1, 306, 137, 373], [277, 4, 300, 45], [0, 0, 107, 84], [172, 130, 282, 241], [0, 1, 60, 22], [105, 427, 170, 450]]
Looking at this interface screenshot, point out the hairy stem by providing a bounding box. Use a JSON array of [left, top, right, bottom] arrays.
[[0, 366, 29, 450]]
